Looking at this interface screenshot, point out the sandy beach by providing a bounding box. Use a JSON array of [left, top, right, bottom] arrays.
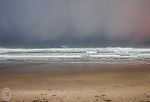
[[0, 61, 150, 102], [1, 0, 150, 101]]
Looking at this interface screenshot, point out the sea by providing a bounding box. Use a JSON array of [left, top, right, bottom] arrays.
[[0, 47, 150, 64]]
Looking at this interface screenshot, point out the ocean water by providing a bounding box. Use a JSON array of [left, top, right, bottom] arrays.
[[0, 47, 150, 63]]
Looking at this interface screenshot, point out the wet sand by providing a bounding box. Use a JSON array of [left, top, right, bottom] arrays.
[[0, 61, 150, 102]]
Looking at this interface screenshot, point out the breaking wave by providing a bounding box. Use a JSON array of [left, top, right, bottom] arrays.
[[0, 47, 150, 63]]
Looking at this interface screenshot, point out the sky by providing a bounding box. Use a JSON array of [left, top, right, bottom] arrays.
[[0, 0, 150, 48]]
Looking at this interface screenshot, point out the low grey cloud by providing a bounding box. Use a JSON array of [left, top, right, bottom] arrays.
[[0, 0, 150, 47]]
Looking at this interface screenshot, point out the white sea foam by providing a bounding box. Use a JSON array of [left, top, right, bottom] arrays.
[[0, 47, 150, 62]]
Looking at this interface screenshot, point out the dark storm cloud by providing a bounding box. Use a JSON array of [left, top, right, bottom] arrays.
[[0, 0, 150, 47]]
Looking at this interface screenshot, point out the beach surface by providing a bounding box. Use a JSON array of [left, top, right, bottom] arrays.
[[0, 61, 150, 102]]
